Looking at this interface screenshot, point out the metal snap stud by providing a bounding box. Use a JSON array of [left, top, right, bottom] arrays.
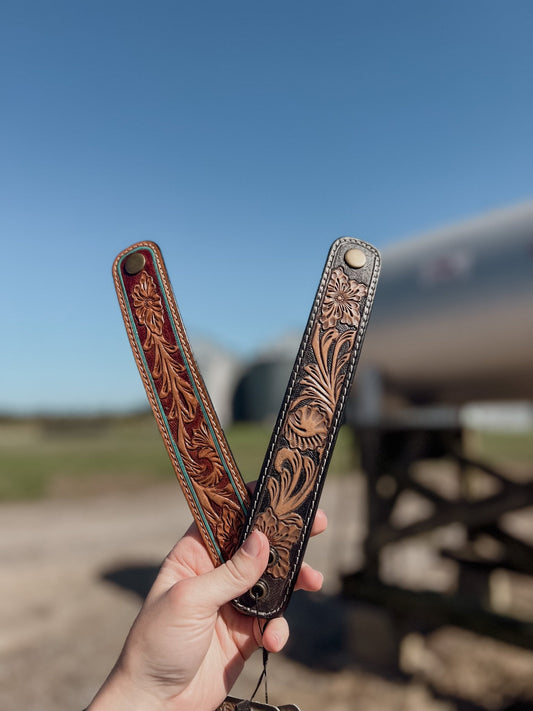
[[344, 248, 367, 269], [249, 579, 269, 601], [268, 547, 279, 568], [124, 252, 146, 275]]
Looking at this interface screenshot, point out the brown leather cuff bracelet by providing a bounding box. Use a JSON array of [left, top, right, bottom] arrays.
[[233, 238, 381, 618], [113, 242, 250, 564], [113, 237, 380, 620]]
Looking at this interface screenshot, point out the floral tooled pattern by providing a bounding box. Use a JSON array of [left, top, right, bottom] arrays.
[[285, 404, 329, 451], [254, 264, 368, 578], [130, 266, 244, 558], [216, 701, 234, 711], [132, 272, 165, 342], [320, 267, 368, 329], [255, 507, 303, 578]]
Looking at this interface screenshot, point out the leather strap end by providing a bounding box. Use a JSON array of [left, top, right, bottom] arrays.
[[113, 242, 250, 565], [233, 237, 381, 617]]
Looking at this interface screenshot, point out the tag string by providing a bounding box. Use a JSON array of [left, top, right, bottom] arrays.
[[249, 611, 269, 704]]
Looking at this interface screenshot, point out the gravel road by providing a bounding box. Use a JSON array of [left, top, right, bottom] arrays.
[[2, 476, 533, 711]]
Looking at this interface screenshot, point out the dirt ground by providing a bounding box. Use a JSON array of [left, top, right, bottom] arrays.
[[2, 475, 533, 711]]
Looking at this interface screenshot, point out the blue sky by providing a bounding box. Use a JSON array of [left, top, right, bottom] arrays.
[[1, 1, 532, 413]]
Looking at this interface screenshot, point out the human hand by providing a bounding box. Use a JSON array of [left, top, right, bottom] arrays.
[[87, 510, 327, 711]]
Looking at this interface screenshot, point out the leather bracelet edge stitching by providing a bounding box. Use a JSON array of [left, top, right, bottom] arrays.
[[236, 238, 381, 615], [113, 245, 221, 563], [113, 242, 249, 563], [149, 246, 249, 510]]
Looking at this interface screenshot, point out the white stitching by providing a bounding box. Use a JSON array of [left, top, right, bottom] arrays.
[[150, 246, 250, 507], [235, 237, 381, 615], [114, 242, 223, 564]]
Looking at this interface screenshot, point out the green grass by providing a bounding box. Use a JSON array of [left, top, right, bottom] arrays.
[[0, 414, 173, 499], [1, 411, 529, 501], [0, 414, 358, 500], [226, 421, 359, 482], [472, 430, 533, 464]]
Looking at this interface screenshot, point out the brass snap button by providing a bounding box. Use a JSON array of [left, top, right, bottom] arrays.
[[344, 248, 366, 269], [124, 252, 146, 275], [249, 579, 269, 601]]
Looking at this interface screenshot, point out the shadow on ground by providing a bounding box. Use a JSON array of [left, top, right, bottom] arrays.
[[100, 565, 397, 673], [284, 589, 399, 673], [100, 567, 533, 711], [102, 563, 159, 600]]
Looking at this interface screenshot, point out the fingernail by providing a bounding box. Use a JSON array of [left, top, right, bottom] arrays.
[[242, 530, 262, 557]]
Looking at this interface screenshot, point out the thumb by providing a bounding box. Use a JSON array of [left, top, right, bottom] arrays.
[[193, 530, 270, 612]]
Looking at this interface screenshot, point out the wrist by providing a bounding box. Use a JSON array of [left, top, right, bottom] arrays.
[[86, 664, 166, 711]]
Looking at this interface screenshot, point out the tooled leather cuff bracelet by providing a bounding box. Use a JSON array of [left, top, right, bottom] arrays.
[[113, 237, 380, 621], [233, 238, 380, 618], [113, 242, 250, 564]]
